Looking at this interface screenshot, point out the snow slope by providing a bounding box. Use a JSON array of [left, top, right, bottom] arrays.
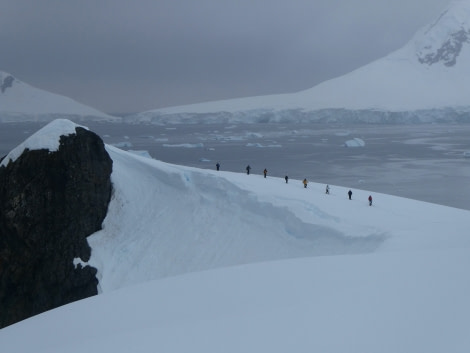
[[88, 145, 470, 292], [132, 0, 470, 123], [0, 71, 119, 122], [2, 250, 470, 353], [1, 119, 470, 352]]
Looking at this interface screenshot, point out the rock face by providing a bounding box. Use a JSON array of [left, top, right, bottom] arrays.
[[0, 127, 112, 328], [418, 29, 470, 67], [1, 75, 14, 93]]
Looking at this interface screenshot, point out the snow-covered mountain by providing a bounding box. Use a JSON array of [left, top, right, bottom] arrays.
[[1, 119, 469, 352], [132, 0, 470, 124], [0, 71, 119, 122]]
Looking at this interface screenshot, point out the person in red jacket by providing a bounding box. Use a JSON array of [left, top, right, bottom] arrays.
[[368, 195, 373, 206]]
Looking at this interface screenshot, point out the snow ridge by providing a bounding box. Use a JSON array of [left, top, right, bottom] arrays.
[[87, 140, 469, 292]]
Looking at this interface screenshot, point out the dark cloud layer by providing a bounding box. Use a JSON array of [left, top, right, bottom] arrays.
[[0, 0, 450, 114]]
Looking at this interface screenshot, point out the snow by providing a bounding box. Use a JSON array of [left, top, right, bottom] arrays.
[[344, 137, 365, 147], [0, 119, 84, 167], [1, 118, 470, 352], [246, 142, 282, 148], [162, 143, 204, 148]]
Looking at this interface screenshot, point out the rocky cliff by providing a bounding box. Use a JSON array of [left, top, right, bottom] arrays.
[[0, 126, 112, 328]]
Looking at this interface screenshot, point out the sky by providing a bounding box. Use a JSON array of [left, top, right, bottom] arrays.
[[1, 119, 470, 351], [0, 0, 451, 114]]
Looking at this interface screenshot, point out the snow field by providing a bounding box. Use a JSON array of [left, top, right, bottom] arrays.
[[1, 121, 470, 353]]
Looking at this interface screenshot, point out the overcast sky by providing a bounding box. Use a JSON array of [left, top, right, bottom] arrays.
[[0, 0, 451, 114]]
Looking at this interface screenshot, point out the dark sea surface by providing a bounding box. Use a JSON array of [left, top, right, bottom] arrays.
[[1, 121, 469, 210]]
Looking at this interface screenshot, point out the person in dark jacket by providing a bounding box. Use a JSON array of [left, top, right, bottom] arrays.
[[263, 168, 268, 178], [246, 165, 251, 175], [216, 162, 220, 171], [348, 189, 352, 200], [285, 175, 289, 183]]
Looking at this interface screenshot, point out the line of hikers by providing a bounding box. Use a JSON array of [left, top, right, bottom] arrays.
[[216, 162, 373, 206]]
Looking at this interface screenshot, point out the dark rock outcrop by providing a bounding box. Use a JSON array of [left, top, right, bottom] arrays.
[[0, 126, 112, 328], [418, 29, 470, 67], [1, 75, 14, 93]]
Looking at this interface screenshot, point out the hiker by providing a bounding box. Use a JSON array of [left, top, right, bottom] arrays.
[[263, 168, 268, 178], [246, 165, 251, 175], [285, 175, 289, 184], [348, 190, 352, 200], [303, 178, 308, 188], [326, 185, 330, 194], [216, 162, 220, 171], [368, 195, 373, 206]]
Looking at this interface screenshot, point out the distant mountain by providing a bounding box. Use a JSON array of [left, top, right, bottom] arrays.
[[0, 71, 119, 123], [131, 0, 470, 124]]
